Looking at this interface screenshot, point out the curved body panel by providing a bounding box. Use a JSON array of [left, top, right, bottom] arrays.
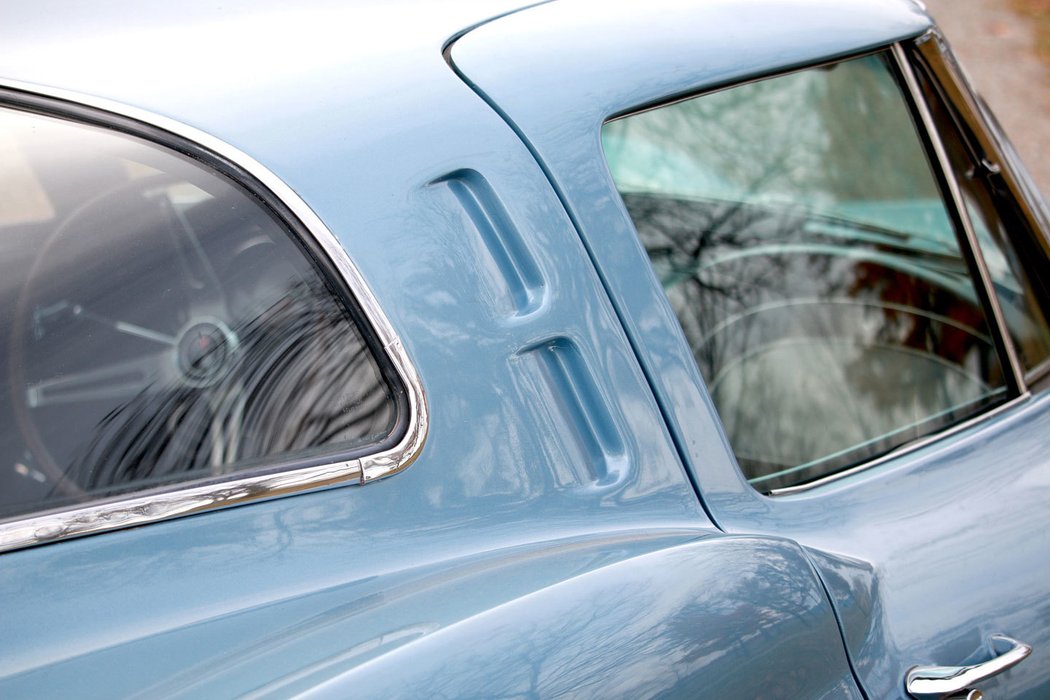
[[452, 0, 1050, 697], [2, 532, 861, 697], [0, 0, 1044, 696]]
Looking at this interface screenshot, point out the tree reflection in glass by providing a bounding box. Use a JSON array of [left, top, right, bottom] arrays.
[[603, 52, 1007, 490], [0, 108, 399, 518]]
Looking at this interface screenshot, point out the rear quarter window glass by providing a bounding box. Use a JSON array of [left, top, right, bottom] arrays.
[[0, 106, 400, 519]]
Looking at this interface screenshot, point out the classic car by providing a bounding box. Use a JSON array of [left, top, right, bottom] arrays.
[[1, 0, 1048, 697]]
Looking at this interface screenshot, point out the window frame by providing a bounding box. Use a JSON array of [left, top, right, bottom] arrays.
[[907, 31, 1050, 389], [0, 83, 428, 553], [602, 38, 1047, 495]]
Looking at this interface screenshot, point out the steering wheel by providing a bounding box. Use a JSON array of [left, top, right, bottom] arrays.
[[8, 173, 239, 499]]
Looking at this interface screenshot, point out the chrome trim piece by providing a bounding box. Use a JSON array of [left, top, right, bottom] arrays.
[[770, 391, 1030, 496], [892, 41, 1027, 393], [905, 634, 1032, 699], [1026, 356, 1050, 385], [914, 29, 1050, 385], [913, 29, 1050, 264], [0, 79, 428, 553]]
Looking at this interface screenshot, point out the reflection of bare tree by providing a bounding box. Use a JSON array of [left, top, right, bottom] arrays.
[[359, 541, 844, 699], [68, 279, 395, 492], [625, 194, 833, 375], [605, 52, 1013, 490], [624, 192, 1002, 490]]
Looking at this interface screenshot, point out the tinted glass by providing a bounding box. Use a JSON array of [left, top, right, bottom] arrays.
[[912, 61, 1050, 374], [0, 107, 398, 518], [603, 53, 1009, 491]]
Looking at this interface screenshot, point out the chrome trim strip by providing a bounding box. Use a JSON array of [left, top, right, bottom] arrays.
[[914, 29, 1050, 263], [1026, 356, 1050, 385], [769, 390, 1030, 496], [768, 44, 1034, 497], [0, 79, 428, 553], [892, 41, 1027, 393]]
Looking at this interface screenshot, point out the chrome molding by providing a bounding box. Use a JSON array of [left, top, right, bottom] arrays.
[[766, 39, 1037, 497], [770, 390, 1030, 496], [892, 41, 1027, 392], [1027, 356, 1050, 385], [0, 79, 428, 553]]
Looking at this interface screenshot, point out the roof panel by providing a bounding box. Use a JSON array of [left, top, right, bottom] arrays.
[[0, 0, 528, 129], [452, 0, 932, 126]]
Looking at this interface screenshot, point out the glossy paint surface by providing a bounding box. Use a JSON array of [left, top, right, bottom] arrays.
[[453, 0, 1050, 697], [302, 537, 860, 700], [0, 0, 865, 696], [3, 533, 861, 698]]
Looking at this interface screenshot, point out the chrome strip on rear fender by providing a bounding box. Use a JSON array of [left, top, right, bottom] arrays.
[[0, 79, 428, 553]]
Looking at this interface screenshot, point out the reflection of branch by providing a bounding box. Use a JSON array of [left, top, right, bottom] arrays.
[[69, 279, 395, 491], [623, 191, 1001, 489], [624, 193, 807, 378]]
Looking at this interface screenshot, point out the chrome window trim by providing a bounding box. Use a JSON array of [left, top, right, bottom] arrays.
[[914, 29, 1050, 264], [0, 79, 428, 553], [892, 40, 1027, 393], [763, 40, 1031, 496], [768, 390, 1030, 496], [1027, 356, 1050, 386], [605, 41, 1035, 497], [910, 29, 1050, 381]]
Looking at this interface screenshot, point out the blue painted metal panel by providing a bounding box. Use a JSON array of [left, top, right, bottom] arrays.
[[451, 1, 1050, 697], [753, 396, 1050, 698], [448, 0, 934, 528], [1, 533, 863, 698], [0, 0, 705, 692], [0, 1, 876, 695], [300, 536, 861, 700]]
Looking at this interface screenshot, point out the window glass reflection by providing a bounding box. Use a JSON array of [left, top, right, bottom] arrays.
[[912, 63, 1050, 374], [0, 108, 398, 518], [603, 53, 1008, 490]]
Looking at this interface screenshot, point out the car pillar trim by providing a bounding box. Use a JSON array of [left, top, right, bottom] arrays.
[[891, 42, 1028, 396]]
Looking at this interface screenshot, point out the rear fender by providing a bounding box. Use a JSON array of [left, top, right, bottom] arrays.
[[295, 535, 861, 699]]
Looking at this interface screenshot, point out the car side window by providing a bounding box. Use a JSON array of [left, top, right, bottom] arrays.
[[910, 52, 1050, 377], [0, 107, 400, 519], [602, 52, 1015, 491]]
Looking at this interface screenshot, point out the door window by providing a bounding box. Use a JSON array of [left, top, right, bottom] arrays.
[[910, 54, 1050, 376], [602, 52, 1012, 490]]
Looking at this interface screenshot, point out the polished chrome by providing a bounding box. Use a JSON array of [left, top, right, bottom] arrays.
[[1027, 356, 1050, 385], [892, 42, 1027, 394], [905, 635, 1032, 699], [912, 30, 1050, 264], [0, 79, 428, 553]]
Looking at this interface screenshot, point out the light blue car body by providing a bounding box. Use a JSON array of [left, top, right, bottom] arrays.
[[0, 0, 1047, 697]]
